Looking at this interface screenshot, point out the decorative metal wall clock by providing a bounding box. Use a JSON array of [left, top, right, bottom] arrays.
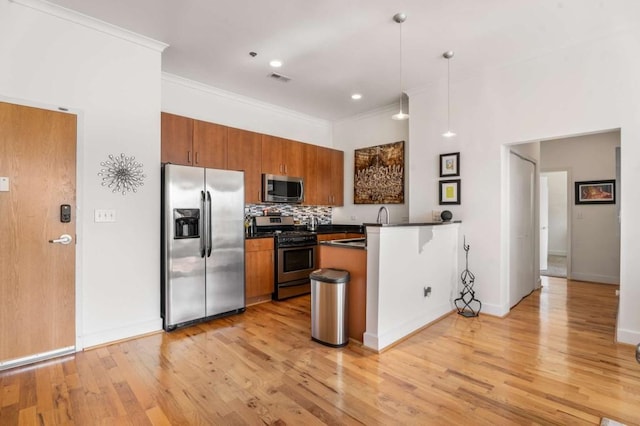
[[98, 153, 146, 195]]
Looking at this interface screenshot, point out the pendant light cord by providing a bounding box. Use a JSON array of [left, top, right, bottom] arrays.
[[447, 57, 450, 130], [399, 21, 403, 114]]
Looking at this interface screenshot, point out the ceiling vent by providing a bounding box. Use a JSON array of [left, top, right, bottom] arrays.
[[268, 72, 292, 83]]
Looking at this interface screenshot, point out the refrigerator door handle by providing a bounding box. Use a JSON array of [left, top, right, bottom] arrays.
[[206, 190, 213, 257], [200, 190, 206, 258]]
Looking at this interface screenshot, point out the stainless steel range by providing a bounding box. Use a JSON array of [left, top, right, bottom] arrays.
[[253, 216, 318, 300]]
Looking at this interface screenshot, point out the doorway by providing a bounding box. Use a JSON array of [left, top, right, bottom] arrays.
[[509, 151, 537, 308], [0, 101, 77, 370], [540, 171, 568, 278]]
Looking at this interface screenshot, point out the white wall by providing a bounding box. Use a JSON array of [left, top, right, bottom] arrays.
[[162, 74, 332, 147], [364, 224, 459, 351], [0, 1, 165, 347], [541, 132, 620, 284], [407, 28, 640, 344], [332, 105, 409, 224], [542, 171, 568, 256]]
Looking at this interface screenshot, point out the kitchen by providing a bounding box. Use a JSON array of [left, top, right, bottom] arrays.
[[1, 0, 640, 423]]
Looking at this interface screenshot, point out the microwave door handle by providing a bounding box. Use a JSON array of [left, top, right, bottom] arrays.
[[200, 191, 206, 258], [299, 181, 304, 201], [206, 190, 212, 257]]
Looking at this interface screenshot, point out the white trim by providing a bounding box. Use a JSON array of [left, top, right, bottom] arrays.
[[162, 72, 330, 128], [616, 328, 640, 346], [0, 93, 84, 361], [570, 273, 620, 285], [333, 103, 400, 125], [80, 318, 163, 348], [9, 0, 168, 52], [547, 250, 567, 257]]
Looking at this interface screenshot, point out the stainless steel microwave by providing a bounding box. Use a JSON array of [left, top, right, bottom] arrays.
[[262, 174, 304, 203]]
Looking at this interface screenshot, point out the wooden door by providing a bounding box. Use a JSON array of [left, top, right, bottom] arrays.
[[193, 120, 227, 169], [227, 127, 262, 203], [161, 112, 193, 165], [0, 102, 77, 366]]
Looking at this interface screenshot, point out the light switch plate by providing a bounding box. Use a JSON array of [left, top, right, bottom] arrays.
[[0, 177, 9, 192], [94, 209, 117, 223]]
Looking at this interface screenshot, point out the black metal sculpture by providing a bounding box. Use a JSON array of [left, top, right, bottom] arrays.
[[454, 236, 481, 317]]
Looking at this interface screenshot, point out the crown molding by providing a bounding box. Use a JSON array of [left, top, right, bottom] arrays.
[[162, 72, 331, 128], [334, 103, 402, 125], [9, 0, 168, 52]]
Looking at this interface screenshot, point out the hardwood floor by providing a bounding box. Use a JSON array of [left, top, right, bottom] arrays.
[[1, 277, 639, 425]]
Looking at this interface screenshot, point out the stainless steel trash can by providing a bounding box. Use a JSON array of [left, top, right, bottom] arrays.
[[310, 268, 350, 347]]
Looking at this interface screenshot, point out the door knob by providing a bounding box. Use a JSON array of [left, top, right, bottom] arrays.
[[49, 234, 73, 245]]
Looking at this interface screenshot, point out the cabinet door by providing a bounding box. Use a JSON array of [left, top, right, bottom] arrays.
[[261, 135, 284, 175], [228, 127, 262, 203], [245, 238, 274, 305], [161, 112, 193, 165], [330, 149, 344, 206], [193, 120, 227, 169], [281, 138, 304, 177], [301, 143, 317, 205], [315, 146, 333, 205]]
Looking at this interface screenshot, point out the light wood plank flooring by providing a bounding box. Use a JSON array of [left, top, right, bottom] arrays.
[[1, 277, 639, 425]]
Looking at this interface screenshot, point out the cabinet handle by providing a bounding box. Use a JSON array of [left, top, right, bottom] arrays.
[[187, 150, 192, 164], [284, 164, 287, 174], [195, 152, 199, 164]]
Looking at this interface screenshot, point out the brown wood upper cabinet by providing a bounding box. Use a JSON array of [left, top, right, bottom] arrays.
[[261, 135, 304, 177], [161, 112, 227, 168], [315, 146, 344, 206], [192, 119, 227, 169], [161, 112, 193, 165], [227, 127, 262, 204]]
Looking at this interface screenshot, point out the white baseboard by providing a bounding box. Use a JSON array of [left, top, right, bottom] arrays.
[[547, 250, 567, 257], [478, 302, 509, 318], [570, 272, 619, 285], [616, 327, 640, 345], [364, 302, 452, 351], [78, 318, 163, 349]]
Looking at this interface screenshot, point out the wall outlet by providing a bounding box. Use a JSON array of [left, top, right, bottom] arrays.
[[424, 286, 432, 297], [350, 215, 357, 221], [432, 210, 442, 221]]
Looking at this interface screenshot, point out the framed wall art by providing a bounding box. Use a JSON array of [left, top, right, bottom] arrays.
[[574, 180, 615, 204], [439, 179, 461, 205], [354, 141, 404, 204], [439, 152, 460, 177]]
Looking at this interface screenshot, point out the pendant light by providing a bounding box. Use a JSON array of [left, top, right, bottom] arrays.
[[391, 13, 409, 121], [442, 50, 456, 137]]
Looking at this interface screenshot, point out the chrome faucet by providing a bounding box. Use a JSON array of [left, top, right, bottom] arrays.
[[377, 206, 390, 224]]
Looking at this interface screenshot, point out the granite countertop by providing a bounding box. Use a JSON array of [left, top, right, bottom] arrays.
[[319, 238, 366, 250], [363, 220, 461, 227], [245, 223, 365, 239]]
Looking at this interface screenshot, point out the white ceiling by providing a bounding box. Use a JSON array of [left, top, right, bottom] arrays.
[[46, 0, 638, 121]]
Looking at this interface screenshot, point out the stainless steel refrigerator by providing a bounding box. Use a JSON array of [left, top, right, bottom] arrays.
[[162, 164, 245, 331]]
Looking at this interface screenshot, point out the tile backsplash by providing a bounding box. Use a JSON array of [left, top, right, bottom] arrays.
[[245, 204, 332, 225]]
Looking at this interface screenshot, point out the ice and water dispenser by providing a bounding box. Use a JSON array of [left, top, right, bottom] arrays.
[[174, 208, 200, 239]]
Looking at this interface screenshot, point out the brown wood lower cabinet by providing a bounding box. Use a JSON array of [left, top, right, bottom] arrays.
[[318, 245, 366, 343], [245, 238, 274, 306]]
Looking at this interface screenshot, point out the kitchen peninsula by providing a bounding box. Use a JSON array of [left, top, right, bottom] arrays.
[[364, 222, 460, 351], [319, 222, 460, 352]]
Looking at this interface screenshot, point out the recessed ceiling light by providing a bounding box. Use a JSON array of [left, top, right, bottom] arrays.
[[351, 93, 362, 100], [269, 59, 283, 68]]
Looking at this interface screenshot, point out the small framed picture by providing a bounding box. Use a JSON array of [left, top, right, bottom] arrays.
[[574, 180, 615, 204], [439, 179, 461, 205], [439, 152, 460, 177]]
